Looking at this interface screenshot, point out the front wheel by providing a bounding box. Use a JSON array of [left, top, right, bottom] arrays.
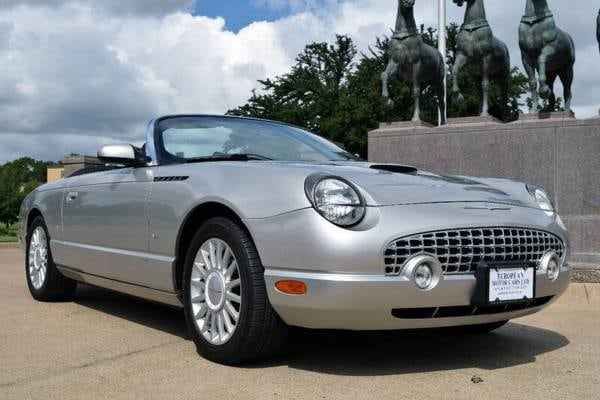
[[26, 216, 77, 301], [183, 217, 288, 364]]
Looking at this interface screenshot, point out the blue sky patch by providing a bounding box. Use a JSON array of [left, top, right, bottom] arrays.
[[194, 0, 293, 32]]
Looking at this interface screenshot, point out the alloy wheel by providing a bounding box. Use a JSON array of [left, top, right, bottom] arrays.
[[28, 227, 48, 290], [190, 238, 242, 345]]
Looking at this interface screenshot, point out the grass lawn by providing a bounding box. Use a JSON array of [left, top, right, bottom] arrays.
[[0, 235, 18, 243], [0, 223, 19, 243]]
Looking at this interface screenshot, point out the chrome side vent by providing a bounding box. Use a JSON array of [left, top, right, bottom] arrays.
[[154, 176, 189, 182]]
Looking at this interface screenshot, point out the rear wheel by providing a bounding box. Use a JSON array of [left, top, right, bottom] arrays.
[[183, 217, 288, 364], [26, 216, 77, 301]]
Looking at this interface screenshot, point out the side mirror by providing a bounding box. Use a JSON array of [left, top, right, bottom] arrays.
[[97, 144, 146, 167]]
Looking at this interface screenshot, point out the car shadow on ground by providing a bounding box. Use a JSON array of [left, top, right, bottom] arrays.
[[72, 284, 190, 340], [72, 284, 569, 376], [270, 325, 569, 376]]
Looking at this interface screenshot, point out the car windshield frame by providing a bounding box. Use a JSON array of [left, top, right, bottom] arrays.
[[153, 115, 359, 165]]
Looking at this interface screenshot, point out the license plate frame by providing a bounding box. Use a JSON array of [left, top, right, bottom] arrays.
[[471, 261, 537, 306]]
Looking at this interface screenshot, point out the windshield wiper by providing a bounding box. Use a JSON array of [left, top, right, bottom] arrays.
[[185, 154, 272, 163]]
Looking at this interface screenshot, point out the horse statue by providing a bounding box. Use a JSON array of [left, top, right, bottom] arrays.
[[519, 0, 575, 113], [597, 9, 600, 54], [381, 0, 446, 124], [451, 0, 510, 119]]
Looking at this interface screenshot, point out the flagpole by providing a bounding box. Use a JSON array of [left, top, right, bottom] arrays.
[[438, 0, 447, 125]]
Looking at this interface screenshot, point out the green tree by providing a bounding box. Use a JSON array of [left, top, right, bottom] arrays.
[[228, 35, 361, 151], [229, 26, 531, 158], [0, 158, 47, 227]]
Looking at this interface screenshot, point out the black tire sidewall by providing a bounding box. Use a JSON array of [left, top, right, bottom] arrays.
[[182, 217, 259, 363]]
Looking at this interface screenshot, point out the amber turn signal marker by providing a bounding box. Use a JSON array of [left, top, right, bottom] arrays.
[[275, 280, 307, 295]]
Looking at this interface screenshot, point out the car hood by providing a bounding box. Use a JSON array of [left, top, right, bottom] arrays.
[[156, 160, 538, 219], [268, 161, 534, 208]]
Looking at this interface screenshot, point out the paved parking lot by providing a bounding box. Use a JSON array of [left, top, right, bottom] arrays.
[[1, 245, 599, 400]]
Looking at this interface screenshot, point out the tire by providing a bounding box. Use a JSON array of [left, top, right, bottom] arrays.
[[26, 216, 77, 301], [183, 217, 289, 364], [453, 320, 508, 334]]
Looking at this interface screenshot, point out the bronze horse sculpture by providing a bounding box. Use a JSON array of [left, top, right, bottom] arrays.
[[451, 0, 510, 118], [381, 0, 446, 124], [597, 9, 600, 54], [519, 0, 575, 112]]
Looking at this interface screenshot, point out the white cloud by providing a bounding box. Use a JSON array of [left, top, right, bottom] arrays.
[[0, 5, 326, 162], [0, 0, 194, 16], [0, 133, 117, 165], [1, 0, 599, 163], [252, 0, 323, 13], [251, 0, 291, 11]]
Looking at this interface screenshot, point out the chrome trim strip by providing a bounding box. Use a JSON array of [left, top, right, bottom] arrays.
[[52, 240, 174, 264], [265, 268, 408, 283]]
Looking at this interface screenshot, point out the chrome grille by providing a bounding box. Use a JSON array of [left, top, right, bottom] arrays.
[[384, 227, 565, 276]]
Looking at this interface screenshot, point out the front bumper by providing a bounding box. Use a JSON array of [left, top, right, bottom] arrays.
[[265, 265, 571, 330], [245, 202, 570, 330]]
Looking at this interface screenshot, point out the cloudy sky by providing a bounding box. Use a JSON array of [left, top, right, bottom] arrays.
[[1, 0, 599, 163]]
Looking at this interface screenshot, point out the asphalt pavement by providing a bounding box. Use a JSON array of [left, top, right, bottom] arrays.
[[1, 245, 599, 400]]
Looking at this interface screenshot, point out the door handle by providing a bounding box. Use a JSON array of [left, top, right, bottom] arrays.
[[66, 191, 78, 202]]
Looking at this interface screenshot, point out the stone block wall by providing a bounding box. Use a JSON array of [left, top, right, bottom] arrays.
[[368, 113, 600, 264]]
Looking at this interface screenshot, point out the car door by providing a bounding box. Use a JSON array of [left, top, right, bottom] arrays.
[[55, 167, 155, 287]]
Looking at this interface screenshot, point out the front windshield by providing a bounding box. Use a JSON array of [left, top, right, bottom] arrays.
[[157, 116, 359, 162]]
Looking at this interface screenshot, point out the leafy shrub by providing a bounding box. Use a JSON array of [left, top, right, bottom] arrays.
[[9, 224, 18, 236], [0, 224, 18, 237]]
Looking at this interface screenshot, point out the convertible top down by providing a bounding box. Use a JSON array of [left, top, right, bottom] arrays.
[[20, 115, 570, 364]]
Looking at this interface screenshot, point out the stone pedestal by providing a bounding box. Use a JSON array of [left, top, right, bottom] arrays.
[[517, 110, 575, 121], [368, 113, 600, 264], [63, 155, 102, 177]]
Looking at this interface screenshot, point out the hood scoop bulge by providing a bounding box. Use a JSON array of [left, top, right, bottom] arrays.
[[369, 164, 418, 175]]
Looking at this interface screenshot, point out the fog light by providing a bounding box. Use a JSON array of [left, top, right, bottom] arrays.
[[401, 255, 442, 291], [540, 251, 561, 282], [415, 263, 433, 289], [546, 258, 560, 281]]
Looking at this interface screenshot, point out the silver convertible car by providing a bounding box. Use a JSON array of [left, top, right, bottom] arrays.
[[20, 115, 570, 364]]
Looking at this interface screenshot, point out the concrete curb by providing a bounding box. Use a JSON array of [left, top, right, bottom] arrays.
[[554, 283, 600, 306], [571, 263, 600, 284]]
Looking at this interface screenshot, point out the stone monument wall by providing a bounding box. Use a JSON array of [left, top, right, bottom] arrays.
[[63, 155, 102, 177], [368, 113, 600, 264]]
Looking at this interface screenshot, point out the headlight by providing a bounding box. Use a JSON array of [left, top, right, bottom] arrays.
[[527, 185, 554, 213], [306, 175, 366, 227]]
